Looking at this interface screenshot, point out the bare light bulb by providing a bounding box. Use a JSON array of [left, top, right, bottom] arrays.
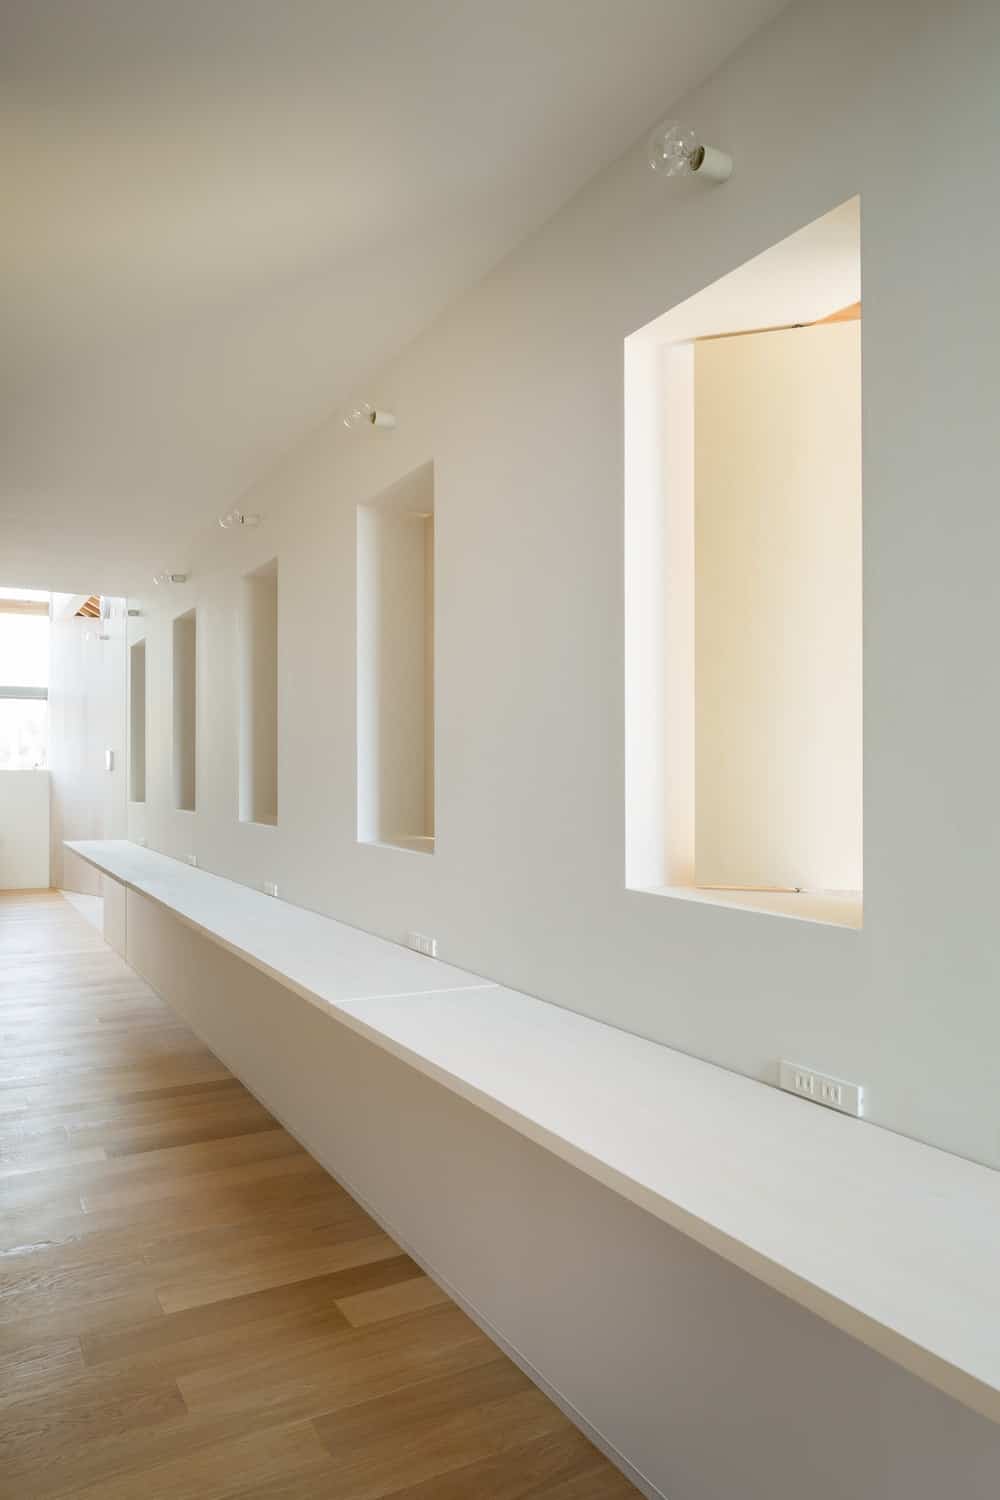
[[342, 402, 397, 431], [648, 120, 699, 176], [218, 509, 261, 529], [647, 119, 732, 183]]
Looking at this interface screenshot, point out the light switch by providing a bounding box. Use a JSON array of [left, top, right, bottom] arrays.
[[104, 749, 114, 772]]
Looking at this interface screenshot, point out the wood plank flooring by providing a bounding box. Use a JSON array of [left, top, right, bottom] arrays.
[[0, 890, 637, 1500]]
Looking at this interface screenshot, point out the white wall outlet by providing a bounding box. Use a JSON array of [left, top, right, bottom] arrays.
[[262, 881, 279, 898], [779, 1060, 864, 1117], [186, 853, 198, 867], [406, 930, 438, 958]]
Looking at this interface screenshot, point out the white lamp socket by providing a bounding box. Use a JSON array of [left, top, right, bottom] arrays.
[[692, 144, 733, 182]]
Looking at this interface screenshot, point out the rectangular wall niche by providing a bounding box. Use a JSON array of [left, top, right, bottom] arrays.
[[357, 461, 434, 853], [128, 639, 146, 803], [239, 559, 278, 826], [172, 609, 197, 813], [624, 198, 862, 928]]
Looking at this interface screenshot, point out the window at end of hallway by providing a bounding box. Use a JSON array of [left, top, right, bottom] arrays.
[[0, 588, 50, 769]]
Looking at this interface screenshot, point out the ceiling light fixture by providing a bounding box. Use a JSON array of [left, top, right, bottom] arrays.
[[343, 402, 396, 430], [152, 572, 188, 585], [647, 120, 732, 183], [218, 509, 262, 529]]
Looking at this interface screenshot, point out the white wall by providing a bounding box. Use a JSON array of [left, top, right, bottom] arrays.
[[125, 888, 1000, 1500], [49, 599, 127, 893], [0, 770, 50, 888], [126, 0, 1000, 1172], [693, 321, 862, 892]]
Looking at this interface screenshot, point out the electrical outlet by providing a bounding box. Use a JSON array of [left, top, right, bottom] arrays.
[[406, 931, 438, 958], [262, 881, 279, 898], [186, 853, 198, 867], [779, 1060, 864, 1117]]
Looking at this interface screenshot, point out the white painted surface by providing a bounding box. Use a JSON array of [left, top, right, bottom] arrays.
[[115, 0, 1000, 1171], [123, 885, 1000, 1500], [68, 838, 1000, 1427], [0, 770, 50, 888], [1, 1, 786, 594], [694, 321, 862, 892]]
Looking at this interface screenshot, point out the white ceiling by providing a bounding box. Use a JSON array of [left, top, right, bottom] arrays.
[[1, 0, 786, 594]]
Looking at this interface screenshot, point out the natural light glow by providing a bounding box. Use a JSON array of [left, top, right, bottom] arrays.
[[624, 200, 862, 928], [0, 611, 50, 688], [0, 588, 50, 769]]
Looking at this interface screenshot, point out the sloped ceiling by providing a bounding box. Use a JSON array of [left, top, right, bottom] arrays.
[[1, 0, 786, 593]]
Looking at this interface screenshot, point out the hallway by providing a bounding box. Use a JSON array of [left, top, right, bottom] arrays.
[[0, 891, 634, 1500]]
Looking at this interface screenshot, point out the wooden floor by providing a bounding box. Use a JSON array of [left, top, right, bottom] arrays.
[[0, 891, 636, 1500]]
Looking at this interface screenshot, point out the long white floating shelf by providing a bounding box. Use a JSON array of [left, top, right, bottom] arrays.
[[67, 838, 1000, 1427]]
